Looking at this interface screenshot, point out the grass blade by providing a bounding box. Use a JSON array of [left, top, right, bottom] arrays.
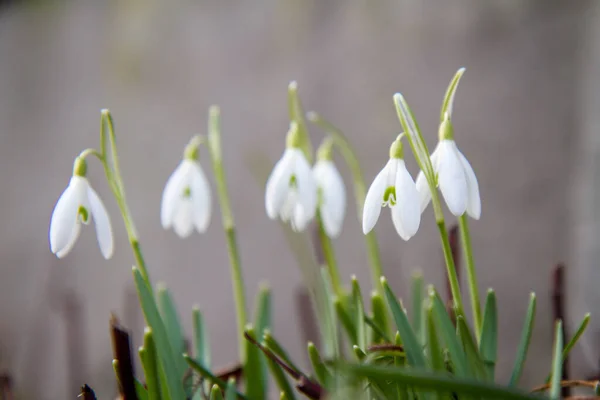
[[337, 363, 544, 400], [244, 326, 266, 399], [133, 267, 186, 399], [550, 320, 564, 400], [352, 277, 367, 351], [140, 328, 161, 400], [157, 285, 187, 381], [509, 293, 536, 387], [411, 272, 425, 343], [546, 313, 590, 383], [479, 289, 498, 380], [381, 277, 427, 368]]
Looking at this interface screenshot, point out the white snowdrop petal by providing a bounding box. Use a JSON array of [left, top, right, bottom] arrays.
[[314, 161, 346, 238], [161, 161, 192, 229], [391, 207, 410, 241], [392, 160, 421, 240], [457, 149, 481, 220], [173, 199, 194, 238], [87, 185, 114, 259], [437, 141, 468, 217], [415, 171, 431, 214], [189, 162, 212, 233], [49, 177, 87, 256], [55, 221, 82, 258], [292, 151, 317, 231], [265, 149, 295, 219], [362, 165, 388, 234]]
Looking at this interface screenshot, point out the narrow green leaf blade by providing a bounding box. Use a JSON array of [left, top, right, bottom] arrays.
[[244, 326, 266, 400], [550, 320, 564, 400], [429, 288, 468, 377], [264, 351, 296, 400], [133, 267, 186, 399], [250, 285, 271, 399], [140, 328, 161, 400], [224, 378, 237, 400], [546, 313, 590, 383], [338, 363, 544, 400], [509, 293, 537, 387], [381, 277, 427, 368], [335, 296, 358, 345], [308, 342, 330, 384], [262, 330, 301, 373], [426, 305, 444, 372], [456, 316, 486, 379], [371, 292, 391, 343], [210, 384, 224, 400], [157, 285, 187, 380], [411, 272, 425, 343], [479, 289, 498, 380], [351, 276, 367, 351]]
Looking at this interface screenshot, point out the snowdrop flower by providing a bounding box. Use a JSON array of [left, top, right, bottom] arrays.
[[265, 122, 317, 231], [49, 157, 113, 259], [313, 139, 346, 238], [362, 136, 421, 241], [416, 116, 481, 219], [161, 141, 212, 238]]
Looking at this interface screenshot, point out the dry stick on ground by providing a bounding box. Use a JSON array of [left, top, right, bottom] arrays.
[[447, 224, 461, 325], [110, 314, 138, 400], [552, 263, 570, 398]]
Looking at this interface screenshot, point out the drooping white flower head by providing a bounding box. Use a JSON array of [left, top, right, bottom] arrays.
[[416, 116, 481, 219], [313, 142, 346, 238], [161, 144, 212, 238], [265, 122, 317, 231], [362, 136, 421, 241], [49, 157, 114, 259]]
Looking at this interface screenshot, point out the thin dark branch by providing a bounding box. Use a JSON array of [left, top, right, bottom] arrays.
[[552, 263, 570, 398], [367, 344, 405, 353], [110, 314, 138, 400], [215, 364, 243, 382]]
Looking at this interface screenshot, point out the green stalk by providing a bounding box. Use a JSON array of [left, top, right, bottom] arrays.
[[436, 219, 464, 318], [307, 112, 384, 292], [206, 105, 247, 363], [100, 110, 152, 292], [459, 214, 482, 341], [317, 213, 343, 297]]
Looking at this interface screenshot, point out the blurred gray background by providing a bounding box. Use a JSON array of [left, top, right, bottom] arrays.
[[0, 0, 599, 398]]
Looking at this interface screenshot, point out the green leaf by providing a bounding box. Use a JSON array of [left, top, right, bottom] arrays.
[[250, 285, 271, 399], [133, 267, 186, 400], [140, 328, 161, 400], [244, 325, 266, 400], [192, 306, 211, 369], [426, 305, 445, 372], [456, 316, 486, 379], [550, 320, 564, 400], [364, 315, 391, 344], [192, 306, 210, 399], [337, 363, 544, 400], [225, 378, 237, 400], [157, 285, 187, 380], [429, 288, 468, 377], [308, 342, 331, 384], [440, 67, 466, 121], [371, 292, 390, 343], [546, 313, 590, 383], [353, 345, 367, 362], [335, 297, 358, 345], [479, 289, 498, 380], [509, 293, 536, 387], [210, 384, 224, 400], [351, 276, 367, 351], [381, 277, 427, 368], [411, 272, 425, 344]]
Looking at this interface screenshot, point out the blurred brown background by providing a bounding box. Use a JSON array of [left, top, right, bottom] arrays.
[[0, 0, 599, 398]]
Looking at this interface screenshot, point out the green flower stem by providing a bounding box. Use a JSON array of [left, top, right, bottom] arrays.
[[307, 112, 384, 293], [459, 214, 482, 341], [316, 212, 343, 297], [206, 105, 247, 363], [436, 217, 464, 319], [100, 110, 152, 292]]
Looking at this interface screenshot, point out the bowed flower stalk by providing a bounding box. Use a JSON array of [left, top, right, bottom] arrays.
[[265, 122, 317, 232], [362, 135, 421, 241], [49, 156, 114, 259], [161, 136, 212, 238]]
